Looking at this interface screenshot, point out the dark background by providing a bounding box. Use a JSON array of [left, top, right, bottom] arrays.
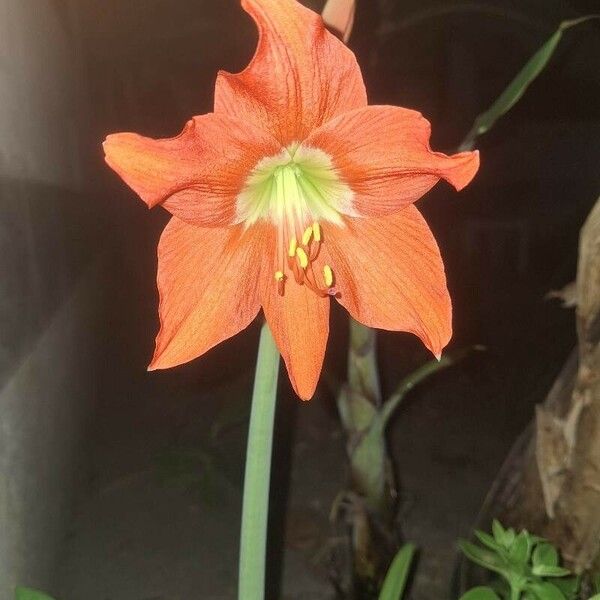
[[2, 1, 598, 598]]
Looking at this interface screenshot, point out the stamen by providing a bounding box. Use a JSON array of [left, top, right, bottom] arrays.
[[302, 226, 313, 246], [288, 237, 298, 257], [313, 222, 321, 242], [274, 270, 285, 281], [323, 265, 334, 287], [296, 247, 309, 269]]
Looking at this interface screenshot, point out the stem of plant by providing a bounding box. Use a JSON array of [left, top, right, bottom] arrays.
[[238, 322, 281, 600]]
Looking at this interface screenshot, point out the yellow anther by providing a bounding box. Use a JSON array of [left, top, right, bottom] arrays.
[[302, 226, 313, 246], [313, 222, 321, 242], [288, 237, 298, 257], [323, 264, 334, 287], [296, 247, 309, 269], [274, 270, 285, 281]]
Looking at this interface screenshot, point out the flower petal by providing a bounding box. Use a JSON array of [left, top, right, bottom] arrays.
[[326, 207, 452, 357], [103, 113, 279, 226], [261, 275, 330, 401], [214, 0, 367, 145], [306, 105, 480, 217], [149, 218, 270, 370]]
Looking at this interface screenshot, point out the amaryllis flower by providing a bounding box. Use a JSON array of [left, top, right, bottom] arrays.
[[103, 0, 479, 400]]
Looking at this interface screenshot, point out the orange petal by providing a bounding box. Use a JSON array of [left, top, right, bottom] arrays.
[[306, 105, 480, 217], [326, 207, 452, 357], [322, 0, 356, 42], [149, 218, 270, 370], [214, 0, 367, 145], [261, 273, 330, 401], [103, 113, 279, 226]]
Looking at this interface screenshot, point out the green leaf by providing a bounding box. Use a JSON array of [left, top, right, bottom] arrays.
[[381, 346, 482, 426], [460, 15, 600, 151], [551, 576, 580, 600], [492, 520, 505, 540], [587, 596, 600, 600], [527, 581, 567, 600], [15, 588, 56, 600], [509, 531, 531, 566], [594, 572, 600, 593], [459, 540, 508, 576], [531, 565, 571, 578], [532, 543, 559, 568], [378, 543, 416, 600], [492, 520, 511, 547], [475, 530, 503, 553], [459, 586, 502, 600]]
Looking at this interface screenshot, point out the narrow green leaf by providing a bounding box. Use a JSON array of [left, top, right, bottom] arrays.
[[531, 565, 571, 578], [594, 572, 600, 593], [532, 543, 559, 568], [378, 543, 416, 600], [15, 588, 56, 600], [506, 528, 517, 546], [459, 540, 508, 576], [587, 596, 600, 600], [492, 520, 507, 545], [381, 346, 482, 426], [475, 530, 503, 553], [459, 586, 502, 600], [460, 15, 600, 151]]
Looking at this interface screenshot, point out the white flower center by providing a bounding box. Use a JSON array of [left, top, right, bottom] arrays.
[[236, 142, 354, 227]]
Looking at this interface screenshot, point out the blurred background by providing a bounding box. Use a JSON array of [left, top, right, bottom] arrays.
[[0, 0, 598, 598]]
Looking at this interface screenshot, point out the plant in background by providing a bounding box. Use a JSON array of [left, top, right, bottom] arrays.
[[458, 521, 600, 600], [329, 6, 600, 596], [377, 544, 416, 600]]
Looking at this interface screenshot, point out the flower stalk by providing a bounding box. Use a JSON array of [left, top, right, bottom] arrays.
[[238, 323, 280, 600]]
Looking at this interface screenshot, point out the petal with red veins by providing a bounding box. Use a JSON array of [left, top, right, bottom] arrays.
[[215, 0, 367, 145], [149, 218, 271, 370], [326, 207, 452, 357], [306, 105, 479, 217], [103, 113, 279, 226], [261, 272, 330, 401]]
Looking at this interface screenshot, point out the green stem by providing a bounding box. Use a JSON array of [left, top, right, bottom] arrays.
[[238, 323, 280, 600]]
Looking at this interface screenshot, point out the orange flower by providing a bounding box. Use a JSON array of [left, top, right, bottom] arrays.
[[103, 0, 479, 400]]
